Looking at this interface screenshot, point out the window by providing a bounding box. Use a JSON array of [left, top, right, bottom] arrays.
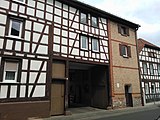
[[148, 52, 156, 58], [119, 44, 131, 58], [143, 63, 148, 74], [91, 16, 98, 27], [158, 64, 160, 75], [149, 63, 154, 75], [151, 83, 155, 94], [118, 24, 129, 36], [92, 38, 99, 52], [3, 62, 19, 83], [80, 13, 87, 24], [145, 83, 149, 94], [9, 18, 23, 38], [80, 35, 88, 50]]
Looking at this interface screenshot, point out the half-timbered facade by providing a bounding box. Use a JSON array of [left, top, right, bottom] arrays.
[[0, 0, 141, 119], [138, 38, 160, 104]]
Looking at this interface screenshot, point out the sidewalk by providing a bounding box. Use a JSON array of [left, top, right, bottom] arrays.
[[32, 104, 160, 120]]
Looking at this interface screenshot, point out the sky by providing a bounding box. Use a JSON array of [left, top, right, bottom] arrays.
[[78, 0, 160, 47]]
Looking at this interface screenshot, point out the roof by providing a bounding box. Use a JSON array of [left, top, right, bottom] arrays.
[[58, 0, 140, 29], [138, 38, 160, 53]]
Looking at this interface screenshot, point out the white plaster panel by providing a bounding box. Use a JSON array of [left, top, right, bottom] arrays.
[[54, 35, 60, 44], [63, 11, 68, 18], [62, 46, 67, 54], [34, 22, 44, 32], [44, 25, 49, 34], [21, 72, 27, 83], [27, 7, 35, 16], [23, 42, 30, 52], [69, 32, 76, 39], [30, 60, 42, 70], [0, 14, 7, 24], [54, 8, 61, 16], [25, 31, 31, 41], [22, 59, 28, 70], [72, 22, 79, 29], [20, 86, 26, 97], [41, 35, 48, 44], [29, 72, 38, 83], [0, 0, 9, 9], [42, 61, 47, 71], [74, 41, 79, 47], [0, 26, 5, 36], [69, 7, 76, 13], [10, 86, 17, 98], [37, 45, 48, 54], [101, 54, 106, 59], [15, 41, 21, 51], [46, 13, 53, 21], [33, 33, 40, 42], [25, 20, 32, 30], [0, 86, 8, 98], [46, 5, 53, 13], [32, 44, 36, 53], [62, 30, 68, 37], [55, 1, 62, 8], [69, 40, 74, 46], [74, 16, 79, 22], [36, 10, 44, 19], [38, 73, 46, 83], [37, 2, 44, 10], [63, 4, 68, 10], [28, 0, 36, 7], [0, 38, 4, 49], [54, 16, 61, 24], [11, 3, 18, 12], [54, 28, 61, 35], [32, 85, 45, 97], [28, 85, 33, 97], [63, 19, 68, 26], [6, 40, 13, 50], [53, 44, 60, 52], [19, 5, 25, 13], [72, 48, 79, 55], [69, 14, 74, 20], [62, 37, 67, 45]]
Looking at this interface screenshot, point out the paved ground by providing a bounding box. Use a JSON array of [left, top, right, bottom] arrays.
[[32, 103, 160, 120]]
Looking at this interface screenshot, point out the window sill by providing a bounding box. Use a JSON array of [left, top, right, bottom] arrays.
[[92, 50, 99, 53], [80, 48, 89, 51], [0, 81, 20, 84], [5, 35, 24, 41]]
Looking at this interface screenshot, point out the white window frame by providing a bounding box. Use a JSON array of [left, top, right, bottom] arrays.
[[92, 38, 99, 52], [149, 63, 154, 75], [8, 18, 23, 38], [143, 63, 148, 74], [122, 45, 128, 57], [80, 12, 87, 24], [91, 16, 98, 27], [80, 35, 88, 50], [3, 62, 19, 83], [158, 64, 160, 75]]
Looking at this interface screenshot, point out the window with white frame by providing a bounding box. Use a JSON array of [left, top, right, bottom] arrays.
[[80, 13, 87, 24], [92, 38, 99, 52], [145, 83, 149, 94], [91, 16, 98, 27], [149, 63, 154, 75], [3, 62, 19, 83], [9, 18, 23, 38], [143, 63, 148, 74], [80, 35, 88, 50], [119, 44, 131, 58]]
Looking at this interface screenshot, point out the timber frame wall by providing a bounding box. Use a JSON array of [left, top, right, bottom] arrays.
[[0, 0, 140, 119], [138, 38, 160, 104]]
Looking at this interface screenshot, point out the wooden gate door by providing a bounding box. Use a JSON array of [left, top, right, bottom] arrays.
[[125, 85, 133, 107], [51, 80, 64, 115]]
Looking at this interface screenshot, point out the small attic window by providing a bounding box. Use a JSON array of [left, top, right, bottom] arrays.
[[118, 24, 129, 36]]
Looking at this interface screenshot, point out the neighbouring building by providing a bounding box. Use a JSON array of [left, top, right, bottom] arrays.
[[138, 38, 160, 104], [0, 0, 142, 119]]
